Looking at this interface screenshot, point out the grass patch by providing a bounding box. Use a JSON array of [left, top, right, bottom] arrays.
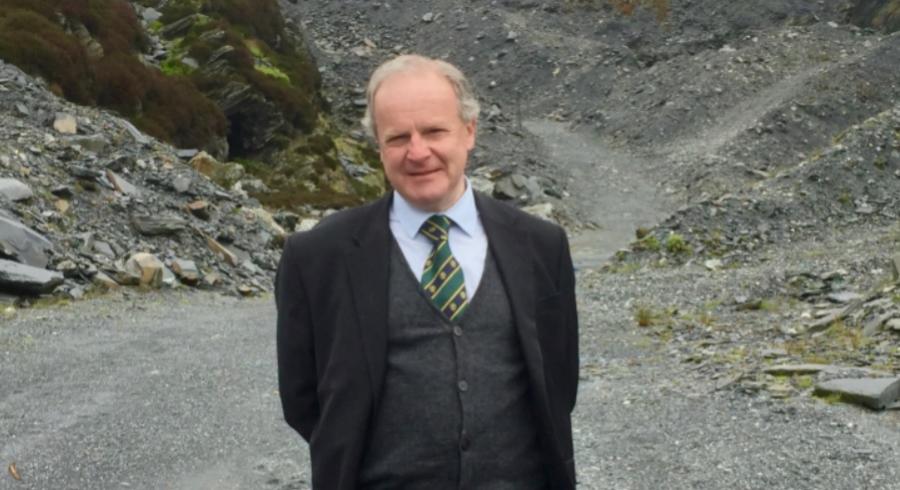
[[665, 232, 691, 255], [794, 375, 814, 390], [632, 234, 660, 252]]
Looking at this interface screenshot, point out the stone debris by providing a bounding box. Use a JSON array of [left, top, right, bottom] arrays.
[[814, 377, 900, 410], [0, 60, 291, 299]]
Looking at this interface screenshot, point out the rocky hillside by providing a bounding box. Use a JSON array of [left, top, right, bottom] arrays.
[[0, 58, 302, 301]]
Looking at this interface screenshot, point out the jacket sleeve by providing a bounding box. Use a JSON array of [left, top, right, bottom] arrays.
[[275, 235, 319, 442], [557, 227, 579, 413]]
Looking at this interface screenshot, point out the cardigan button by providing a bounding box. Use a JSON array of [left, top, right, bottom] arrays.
[[460, 433, 470, 451], [457, 380, 468, 392]]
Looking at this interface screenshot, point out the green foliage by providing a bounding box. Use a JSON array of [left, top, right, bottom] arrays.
[[635, 306, 655, 327], [632, 234, 660, 252], [665, 232, 690, 254], [633, 303, 676, 328], [160, 57, 193, 76]]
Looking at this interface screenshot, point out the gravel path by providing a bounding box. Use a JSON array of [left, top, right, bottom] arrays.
[[2, 272, 899, 489]]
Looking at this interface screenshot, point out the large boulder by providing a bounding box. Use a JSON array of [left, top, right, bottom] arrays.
[[0, 259, 64, 295]]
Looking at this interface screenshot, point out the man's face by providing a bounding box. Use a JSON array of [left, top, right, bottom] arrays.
[[373, 69, 476, 212]]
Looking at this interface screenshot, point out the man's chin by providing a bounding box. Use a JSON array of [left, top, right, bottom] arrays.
[[402, 189, 451, 212]]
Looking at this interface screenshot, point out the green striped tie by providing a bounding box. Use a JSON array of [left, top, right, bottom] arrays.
[[420, 215, 468, 321]]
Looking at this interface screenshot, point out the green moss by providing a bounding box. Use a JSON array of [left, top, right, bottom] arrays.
[[161, 57, 193, 76], [837, 190, 853, 205], [794, 375, 814, 390], [255, 62, 290, 83], [813, 391, 845, 405]]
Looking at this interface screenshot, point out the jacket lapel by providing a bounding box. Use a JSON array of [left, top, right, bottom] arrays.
[[475, 194, 550, 410], [344, 194, 392, 407]]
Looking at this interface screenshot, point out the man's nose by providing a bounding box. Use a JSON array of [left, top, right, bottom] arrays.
[[406, 132, 430, 161]]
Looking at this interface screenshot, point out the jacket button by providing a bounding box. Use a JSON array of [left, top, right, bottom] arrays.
[[453, 326, 463, 337], [458, 380, 468, 392]]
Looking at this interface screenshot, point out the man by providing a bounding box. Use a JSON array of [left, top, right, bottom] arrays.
[[275, 54, 578, 489]]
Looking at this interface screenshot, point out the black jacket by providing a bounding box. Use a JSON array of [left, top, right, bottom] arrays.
[[275, 192, 579, 489]]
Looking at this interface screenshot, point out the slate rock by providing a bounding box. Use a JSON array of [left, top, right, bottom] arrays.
[[106, 170, 140, 196], [120, 119, 150, 145], [176, 149, 199, 160], [763, 364, 832, 375], [131, 215, 187, 236], [207, 236, 239, 267], [887, 318, 900, 332], [827, 291, 863, 303], [171, 259, 200, 285], [172, 175, 192, 193], [814, 377, 900, 410], [92, 271, 119, 289], [493, 176, 519, 200], [296, 218, 319, 232], [522, 202, 555, 222], [0, 178, 33, 201], [186, 200, 211, 220], [0, 215, 54, 268], [0, 258, 64, 295], [469, 175, 495, 196], [51, 186, 74, 198], [67, 134, 109, 154]]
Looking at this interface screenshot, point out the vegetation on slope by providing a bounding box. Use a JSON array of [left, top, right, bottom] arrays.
[[0, 0, 225, 150]]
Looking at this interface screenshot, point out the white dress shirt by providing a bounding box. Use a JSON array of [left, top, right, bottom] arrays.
[[389, 180, 488, 299]]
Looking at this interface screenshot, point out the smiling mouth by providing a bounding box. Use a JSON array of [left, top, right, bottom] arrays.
[[409, 169, 440, 177]]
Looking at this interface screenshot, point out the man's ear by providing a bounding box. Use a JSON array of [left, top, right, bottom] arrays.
[[465, 120, 477, 150]]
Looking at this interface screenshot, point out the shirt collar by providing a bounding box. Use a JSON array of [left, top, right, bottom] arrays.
[[392, 178, 479, 239]]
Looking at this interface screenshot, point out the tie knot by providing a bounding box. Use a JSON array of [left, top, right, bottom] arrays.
[[421, 214, 452, 244]]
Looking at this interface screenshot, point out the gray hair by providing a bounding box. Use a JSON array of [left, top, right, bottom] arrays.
[[361, 54, 480, 139]]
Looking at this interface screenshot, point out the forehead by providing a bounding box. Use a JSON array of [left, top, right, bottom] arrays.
[[372, 69, 460, 119]]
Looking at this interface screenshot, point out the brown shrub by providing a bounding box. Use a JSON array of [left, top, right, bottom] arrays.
[[138, 71, 227, 149], [94, 52, 147, 115], [0, 8, 94, 103], [209, 0, 283, 46]]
